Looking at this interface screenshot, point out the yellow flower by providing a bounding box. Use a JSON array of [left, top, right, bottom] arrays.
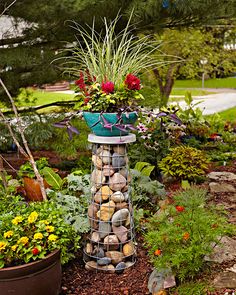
[[45, 226, 54, 233], [12, 216, 23, 225], [11, 245, 18, 251], [48, 234, 57, 242], [0, 241, 7, 251], [34, 233, 43, 240], [28, 211, 38, 224], [4, 231, 13, 238], [39, 220, 49, 225], [17, 237, 29, 245]]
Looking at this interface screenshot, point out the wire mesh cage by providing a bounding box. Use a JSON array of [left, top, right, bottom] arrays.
[[83, 138, 136, 274]]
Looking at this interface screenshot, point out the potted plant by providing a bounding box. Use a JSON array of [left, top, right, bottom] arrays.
[[58, 14, 164, 137], [0, 197, 80, 295]]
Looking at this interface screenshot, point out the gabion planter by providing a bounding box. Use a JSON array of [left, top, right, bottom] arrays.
[[84, 134, 137, 274]]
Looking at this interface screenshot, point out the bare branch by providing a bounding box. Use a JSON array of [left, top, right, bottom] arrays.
[[0, 78, 47, 201], [0, 0, 17, 17]]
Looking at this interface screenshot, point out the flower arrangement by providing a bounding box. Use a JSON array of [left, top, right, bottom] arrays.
[[61, 14, 164, 113], [74, 71, 143, 113], [0, 200, 80, 268]]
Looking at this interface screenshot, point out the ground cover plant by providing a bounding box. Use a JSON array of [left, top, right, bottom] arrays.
[[145, 187, 234, 281]]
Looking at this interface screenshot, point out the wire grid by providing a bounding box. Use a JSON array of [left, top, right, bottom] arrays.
[[83, 142, 136, 273]]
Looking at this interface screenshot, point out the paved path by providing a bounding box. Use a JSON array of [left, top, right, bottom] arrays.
[[176, 92, 236, 115]]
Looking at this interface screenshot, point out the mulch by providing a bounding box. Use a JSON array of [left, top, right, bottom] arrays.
[[60, 238, 152, 295]]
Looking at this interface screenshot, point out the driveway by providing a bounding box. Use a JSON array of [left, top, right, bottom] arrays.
[[177, 92, 236, 115]]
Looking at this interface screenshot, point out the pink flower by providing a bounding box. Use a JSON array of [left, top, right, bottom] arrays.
[[137, 123, 148, 133], [125, 74, 141, 90], [101, 81, 115, 94]]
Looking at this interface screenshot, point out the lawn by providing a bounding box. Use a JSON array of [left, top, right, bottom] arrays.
[[171, 89, 214, 96], [217, 107, 236, 122], [20, 90, 75, 106], [174, 77, 236, 88]]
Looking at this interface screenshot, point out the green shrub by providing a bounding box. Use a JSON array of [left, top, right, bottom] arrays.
[[158, 145, 208, 181], [145, 188, 234, 281]]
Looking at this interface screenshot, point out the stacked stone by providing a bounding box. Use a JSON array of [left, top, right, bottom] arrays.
[[84, 142, 136, 274]]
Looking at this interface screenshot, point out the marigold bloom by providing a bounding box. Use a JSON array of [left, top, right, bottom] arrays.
[[4, 230, 14, 238], [48, 234, 58, 242], [45, 226, 54, 233], [17, 237, 29, 245], [183, 232, 190, 240], [32, 247, 40, 255], [154, 249, 162, 256], [11, 245, 18, 251], [12, 216, 23, 225], [101, 81, 115, 94], [0, 241, 7, 251], [39, 220, 49, 225], [124, 74, 141, 90], [175, 205, 185, 212], [28, 211, 38, 223], [34, 233, 43, 240]]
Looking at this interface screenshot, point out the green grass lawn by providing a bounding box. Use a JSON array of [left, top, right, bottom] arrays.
[[21, 90, 75, 106], [217, 107, 236, 122], [171, 89, 213, 96], [175, 77, 236, 88]]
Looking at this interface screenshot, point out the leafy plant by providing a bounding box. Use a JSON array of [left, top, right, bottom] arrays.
[[145, 187, 234, 281], [0, 197, 80, 268], [18, 157, 63, 190], [134, 162, 155, 177], [46, 172, 90, 234], [159, 145, 209, 181], [18, 157, 50, 179], [131, 169, 166, 207], [41, 167, 63, 190]]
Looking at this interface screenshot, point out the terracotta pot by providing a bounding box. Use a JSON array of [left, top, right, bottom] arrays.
[[0, 250, 61, 295], [23, 177, 50, 201]]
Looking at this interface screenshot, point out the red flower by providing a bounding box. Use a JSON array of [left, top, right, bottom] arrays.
[[32, 247, 40, 255], [75, 72, 86, 91], [101, 81, 115, 94], [183, 232, 190, 240], [175, 205, 185, 212], [84, 97, 90, 104], [124, 74, 141, 90], [154, 249, 162, 256]]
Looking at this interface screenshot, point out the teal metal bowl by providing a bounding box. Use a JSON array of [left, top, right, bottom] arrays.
[[83, 112, 138, 137]]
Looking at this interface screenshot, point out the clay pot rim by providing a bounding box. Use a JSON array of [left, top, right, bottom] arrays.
[[0, 249, 60, 279]]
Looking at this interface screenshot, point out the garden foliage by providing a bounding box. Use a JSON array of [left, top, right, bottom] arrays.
[[145, 187, 234, 281], [159, 145, 208, 181]]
